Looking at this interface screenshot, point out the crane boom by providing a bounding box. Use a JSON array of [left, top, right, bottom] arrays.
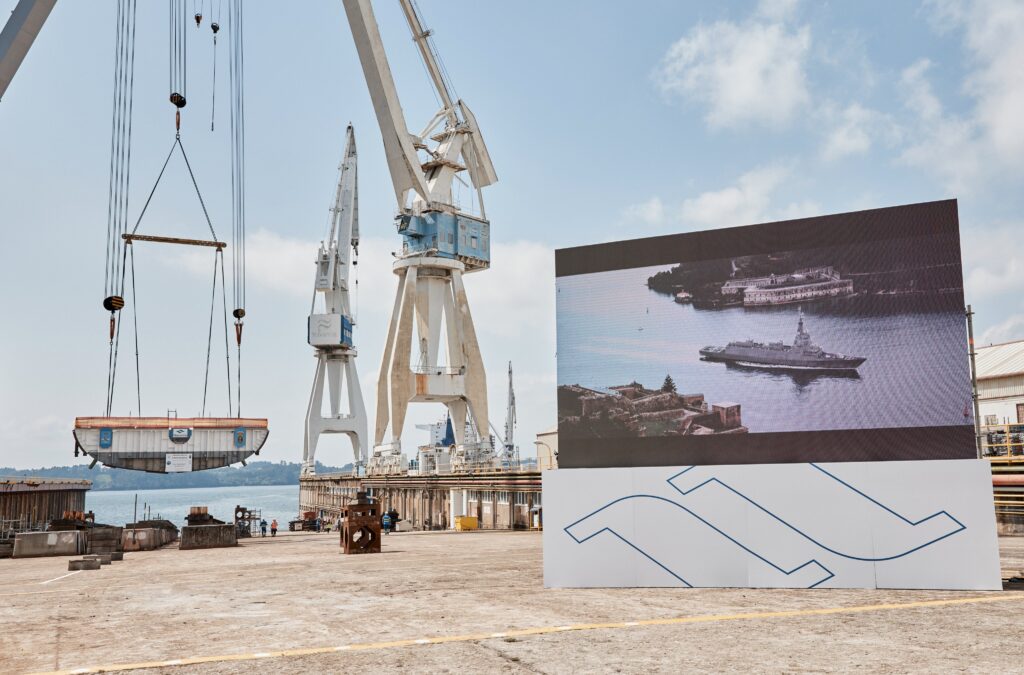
[[343, 0, 429, 209], [0, 0, 56, 102], [342, 0, 496, 216], [398, 0, 456, 123]]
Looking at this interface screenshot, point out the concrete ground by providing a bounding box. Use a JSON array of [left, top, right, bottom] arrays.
[[1, 532, 1022, 674]]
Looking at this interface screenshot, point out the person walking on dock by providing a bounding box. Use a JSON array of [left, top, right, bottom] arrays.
[[382, 511, 392, 535], [260, 519, 267, 537], [270, 519, 278, 537]]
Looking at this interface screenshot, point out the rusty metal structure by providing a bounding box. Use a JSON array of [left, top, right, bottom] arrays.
[[233, 505, 262, 538], [340, 491, 380, 554]]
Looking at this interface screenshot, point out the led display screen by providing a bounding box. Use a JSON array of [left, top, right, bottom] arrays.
[[555, 200, 975, 467]]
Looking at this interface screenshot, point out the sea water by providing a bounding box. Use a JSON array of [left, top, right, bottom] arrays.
[[85, 484, 299, 528]]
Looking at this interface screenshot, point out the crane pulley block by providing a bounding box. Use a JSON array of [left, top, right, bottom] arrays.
[[102, 295, 125, 312]]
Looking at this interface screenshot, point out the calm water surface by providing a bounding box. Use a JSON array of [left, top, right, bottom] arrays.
[[86, 484, 299, 527]]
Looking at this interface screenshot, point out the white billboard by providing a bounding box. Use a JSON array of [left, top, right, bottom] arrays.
[[543, 459, 1001, 590]]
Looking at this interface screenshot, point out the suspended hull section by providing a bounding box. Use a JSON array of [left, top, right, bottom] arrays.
[[73, 417, 268, 473]]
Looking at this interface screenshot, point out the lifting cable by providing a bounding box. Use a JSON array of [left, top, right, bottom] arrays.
[[228, 0, 247, 416], [209, 0, 221, 131], [201, 248, 233, 417], [169, 0, 187, 118], [106, 1, 237, 419], [103, 0, 137, 414]]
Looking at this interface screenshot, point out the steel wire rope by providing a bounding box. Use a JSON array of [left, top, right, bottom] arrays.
[[129, 244, 141, 416], [219, 251, 234, 416], [176, 136, 220, 240], [106, 245, 130, 415], [201, 251, 218, 417], [120, 1, 138, 289], [226, 0, 246, 414], [103, 0, 123, 298]]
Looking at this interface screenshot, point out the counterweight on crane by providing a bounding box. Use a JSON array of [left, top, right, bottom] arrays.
[[343, 0, 499, 475], [303, 125, 368, 475]]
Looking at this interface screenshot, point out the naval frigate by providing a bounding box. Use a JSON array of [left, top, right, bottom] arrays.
[[699, 312, 866, 371]]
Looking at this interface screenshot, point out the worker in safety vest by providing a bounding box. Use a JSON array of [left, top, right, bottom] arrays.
[[382, 512, 392, 535], [270, 519, 278, 537]]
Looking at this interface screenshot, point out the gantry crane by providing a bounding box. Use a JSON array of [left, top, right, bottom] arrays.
[[343, 0, 499, 474], [304, 124, 368, 476]]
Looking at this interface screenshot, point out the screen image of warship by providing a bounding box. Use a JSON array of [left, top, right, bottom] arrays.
[[699, 312, 866, 371]]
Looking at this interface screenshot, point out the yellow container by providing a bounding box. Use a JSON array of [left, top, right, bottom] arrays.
[[454, 516, 478, 531]]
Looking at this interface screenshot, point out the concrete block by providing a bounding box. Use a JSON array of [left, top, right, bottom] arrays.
[[13, 531, 86, 558], [180, 524, 237, 550], [68, 558, 101, 571], [87, 527, 124, 554], [122, 528, 159, 552], [85, 554, 112, 565], [110, 551, 124, 561]]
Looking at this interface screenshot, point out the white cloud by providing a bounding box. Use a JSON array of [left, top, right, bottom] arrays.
[[898, 59, 985, 193], [654, 5, 811, 129], [679, 165, 789, 228], [820, 103, 895, 161], [901, 0, 1024, 193], [962, 224, 1024, 297], [622, 164, 819, 233], [979, 314, 1024, 346], [621, 197, 667, 226], [775, 199, 822, 221], [757, 0, 801, 21]]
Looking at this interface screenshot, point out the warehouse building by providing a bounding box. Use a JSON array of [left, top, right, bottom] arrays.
[[976, 338, 1024, 426], [300, 470, 542, 531], [1, 477, 91, 535]]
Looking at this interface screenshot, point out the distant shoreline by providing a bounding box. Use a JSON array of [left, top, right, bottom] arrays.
[[88, 482, 301, 492]]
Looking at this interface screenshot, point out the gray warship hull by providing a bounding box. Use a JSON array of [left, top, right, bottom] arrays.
[[699, 312, 866, 371], [699, 345, 865, 370]]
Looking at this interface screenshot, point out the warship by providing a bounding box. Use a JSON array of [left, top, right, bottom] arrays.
[[699, 311, 866, 371]]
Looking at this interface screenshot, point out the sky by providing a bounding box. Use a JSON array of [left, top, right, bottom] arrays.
[[1, 0, 1022, 469]]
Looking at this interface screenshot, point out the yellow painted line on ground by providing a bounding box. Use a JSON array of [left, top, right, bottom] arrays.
[[34, 592, 1024, 674]]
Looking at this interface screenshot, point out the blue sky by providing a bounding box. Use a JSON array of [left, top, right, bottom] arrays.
[[1, 0, 1022, 468]]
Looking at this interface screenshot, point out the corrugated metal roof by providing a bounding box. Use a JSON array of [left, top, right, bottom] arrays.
[[976, 339, 1024, 380], [0, 478, 92, 492]]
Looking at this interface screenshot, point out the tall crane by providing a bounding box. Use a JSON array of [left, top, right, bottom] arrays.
[[343, 0, 498, 474], [303, 124, 368, 475], [0, 0, 56, 102]]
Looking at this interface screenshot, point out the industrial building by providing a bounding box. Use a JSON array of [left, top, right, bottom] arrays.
[[976, 338, 1024, 426], [300, 469, 542, 531], [0, 477, 91, 534], [535, 426, 559, 470]]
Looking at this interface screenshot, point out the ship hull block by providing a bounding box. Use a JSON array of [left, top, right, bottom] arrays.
[[73, 417, 269, 474]]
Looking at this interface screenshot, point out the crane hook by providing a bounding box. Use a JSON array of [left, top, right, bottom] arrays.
[[195, 13, 203, 28], [233, 308, 245, 346]]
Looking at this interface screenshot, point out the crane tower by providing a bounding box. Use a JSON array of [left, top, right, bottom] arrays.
[[343, 0, 498, 474], [303, 125, 368, 475]]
